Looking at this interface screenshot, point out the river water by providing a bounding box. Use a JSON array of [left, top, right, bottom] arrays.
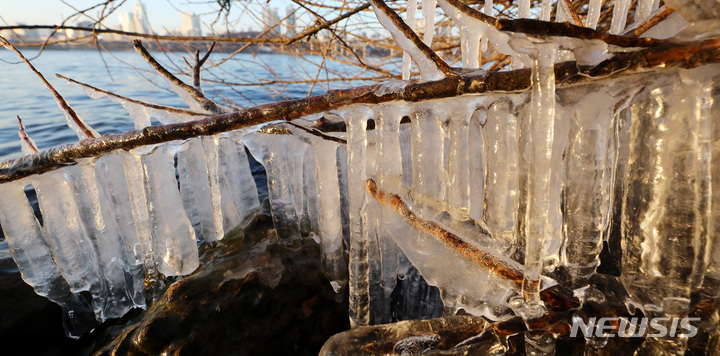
[[0, 48, 350, 162]]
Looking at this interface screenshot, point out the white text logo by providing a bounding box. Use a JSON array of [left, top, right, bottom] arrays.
[[569, 317, 700, 338]]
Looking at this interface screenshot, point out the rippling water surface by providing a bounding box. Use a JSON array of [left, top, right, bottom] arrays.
[[0, 48, 345, 162]]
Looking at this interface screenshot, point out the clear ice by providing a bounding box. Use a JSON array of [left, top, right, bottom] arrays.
[[1, 2, 719, 354]]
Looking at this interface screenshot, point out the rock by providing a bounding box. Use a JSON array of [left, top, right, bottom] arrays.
[[95, 215, 349, 356]]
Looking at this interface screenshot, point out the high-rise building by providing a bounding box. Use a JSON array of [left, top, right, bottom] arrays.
[[286, 6, 296, 37], [119, 12, 134, 32], [262, 5, 281, 35], [132, 1, 150, 34], [181, 13, 201, 36]]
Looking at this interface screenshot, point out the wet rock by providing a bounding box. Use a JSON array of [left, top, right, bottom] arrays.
[[320, 315, 502, 355], [95, 215, 349, 356]]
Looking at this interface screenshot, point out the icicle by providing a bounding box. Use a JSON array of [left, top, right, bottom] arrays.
[[436, 0, 516, 58], [586, 0, 602, 29], [217, 137, 261, 231], [17, 116, 38, 155], [118, 150, 158, 285], [609, 0, 631, 34], [290, 138, 311, 233], [446, 98, 475, 216], [76, 84, 206, 128], [310, 137, 347, 290], [402, 0, 418, 80], [370, 103, 406, 323], [560, 84, 638, 288], [483, 98, 520, 253], [32, 169, 106, 316], [422, 0, 436, 47], [540, 0, 552, 21], [481, 0, 493, 51], [371, 1, 445, 81], [620, 67, 717, 356], [244, 133, 304, 240], [141, 145, 199, 276], [176, 137, 224, 242], [706, 69, 720, 302], [176, 152, 202, 240], [66, 160, 136, 319], [0, 180, 97, 338], [556, 0, 569, 23], [410, 103, 445, 211], [344, 106, 373, 327], [511, 38, 559, 320], [518, 0, 531, 18], [636, 0, 653, 24], [94, 153, 147, 308], [461, 30, 482, 69], [304, 147, 321, 239]]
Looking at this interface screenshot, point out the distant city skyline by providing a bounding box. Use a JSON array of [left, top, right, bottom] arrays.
[[0, 0, 297, 35]]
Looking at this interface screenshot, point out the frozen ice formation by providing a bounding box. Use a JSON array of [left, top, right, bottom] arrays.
[[1, 2, 719, 353]]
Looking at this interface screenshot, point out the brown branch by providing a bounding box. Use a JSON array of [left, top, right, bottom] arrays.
[[0, 25, 289, 44], [286, 3, 371, 45], [365, 178, 525, 284], [631, 6, 675, 37], [56, 74, 209, 117], [561, 0, 583, 27], [133, 40, 224, 114], [440, 0, 667, 48], [440, 0, 496, 24], [0, 38, 718, 183], [16, 116, 38, 154], [496, 18, 667, 47], [186, 42, 216, 88], [1, 34, 94, 47], [287, 122, 347, 145], [0, 36, 98, 139], [367, 0, 454, 77], [366, 179, 581, 311]]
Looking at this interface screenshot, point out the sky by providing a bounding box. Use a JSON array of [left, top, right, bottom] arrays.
[[0, 0, 295, 34]]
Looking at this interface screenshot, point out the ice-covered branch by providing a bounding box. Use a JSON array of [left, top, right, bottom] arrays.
[[1, 38, 719, 183], [57, 74, 209, 118], [630, 6, 675, 37], [368, 0, 453, 80], [365, 178, 524, 284], [437, 0, 669, 48], [133, 40, 225, 114], [16, 116, 38, 155]]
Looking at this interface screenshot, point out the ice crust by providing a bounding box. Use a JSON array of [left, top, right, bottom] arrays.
[[2, 2, 720, 349], [9, 66, 720, 341]]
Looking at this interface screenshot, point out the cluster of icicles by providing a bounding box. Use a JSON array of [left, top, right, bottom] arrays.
[[0, 1, 718, 354]]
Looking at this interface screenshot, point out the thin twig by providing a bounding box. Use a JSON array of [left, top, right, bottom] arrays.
[[287, 122, 347, 144], [631, 6, 675, 37], [56, 74, 210, 117], [188, 42, 216, 88], [134, 40, 224, 114], [0, 36, 98, 139], [287, 3, 371, 45], [366, 178, 525, 284], [16, 116, 39, 154], [561, 0, 583, 27]]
